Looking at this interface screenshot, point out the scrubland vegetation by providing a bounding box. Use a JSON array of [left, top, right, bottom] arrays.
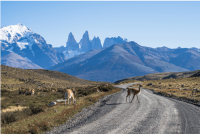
[[1, 65, 121, 134], [132, 77, 200, 103], [1, 84, 120, 134]]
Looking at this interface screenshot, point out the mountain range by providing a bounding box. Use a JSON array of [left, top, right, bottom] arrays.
[[0, 24, 67, 69], [50, 41, 200, 82], [54, 31, 128, 59], [0, 24, 129, 69], [1, 24, 200, 82]]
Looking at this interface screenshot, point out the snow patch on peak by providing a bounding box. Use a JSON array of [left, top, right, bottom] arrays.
[[63, 50, 82, 59], [0, 24, 33, 43], [16, 40, 29, 50]]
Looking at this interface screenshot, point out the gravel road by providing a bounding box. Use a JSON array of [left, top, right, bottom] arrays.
[[46, 83, 200, 134]]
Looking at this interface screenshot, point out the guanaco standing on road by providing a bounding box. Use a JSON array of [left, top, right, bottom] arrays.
[[65, 89, 76, 105], [126, 85, 142, 103]]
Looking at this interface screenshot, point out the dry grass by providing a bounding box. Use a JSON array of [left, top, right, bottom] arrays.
[[132, 77, 200, 101], [1, 65, 114, 134], [1, 97, 5, 101], [1, 87, 121, 134], [115, 80, 140, 85], [115, 70, 200, 84], [1, 106, 28, 113], [1, 65, 110, 91]]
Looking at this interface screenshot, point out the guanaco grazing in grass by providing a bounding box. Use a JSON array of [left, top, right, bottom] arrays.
[[65, 89, 76, 105], [72, 88, 76, 96], [31, 89, 35, 95], [126, 85, 142, 103]]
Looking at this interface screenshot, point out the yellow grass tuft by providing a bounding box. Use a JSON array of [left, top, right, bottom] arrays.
[[1, 106, 28, 113]]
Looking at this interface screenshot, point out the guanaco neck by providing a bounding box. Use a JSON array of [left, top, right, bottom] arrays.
[[138, 85, 141, 92]]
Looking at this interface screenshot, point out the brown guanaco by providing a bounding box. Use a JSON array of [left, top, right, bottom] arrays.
[[65, 89, 76, 105], [31, 89, 35, 95], [126, 85, 142, 103]]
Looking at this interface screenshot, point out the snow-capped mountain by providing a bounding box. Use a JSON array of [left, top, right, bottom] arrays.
[[0, 23, 32, 44], [0, 24, 67, 69]]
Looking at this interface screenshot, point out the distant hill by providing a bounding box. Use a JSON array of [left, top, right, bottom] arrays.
[[115, 69, 200, 84], [1, 51, 42, 69], [190, 71, 200, 77], [50, 49, 103, 71], [1, 65, 107, 91], [50, 42, 192, 82]]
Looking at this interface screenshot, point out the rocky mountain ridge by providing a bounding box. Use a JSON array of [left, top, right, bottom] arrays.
[[50, 42, 200, 82], [0, 24, 67, 69], [55, 31, 128, 59]]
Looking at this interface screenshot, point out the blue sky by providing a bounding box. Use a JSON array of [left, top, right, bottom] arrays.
[[1, 1, 200, 48]]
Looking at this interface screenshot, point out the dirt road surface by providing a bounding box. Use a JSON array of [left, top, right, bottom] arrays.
[[47, 83, 200, 134]]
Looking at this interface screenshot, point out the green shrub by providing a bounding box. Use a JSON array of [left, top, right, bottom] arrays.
[[1, 108, 32, 126], [39, 121, 51, 131], [1, 112, 17, 124], [98, 85, 114, 92], [85, 97, 97, 103], [43, 89, 51, 92], [1, 103, 7, 109], [28, 123, 39, 134], [76, 87, 97, 97], [29, 105, 45, 115]]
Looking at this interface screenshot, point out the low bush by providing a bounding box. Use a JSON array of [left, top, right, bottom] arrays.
[[98, 85, 114, 92], [1, 106, 43, 126], [1, 103, 7, 109], [1, 112, 17, 125], [85, 96, 97, 103], [27, 120, 51, 134], [76, 87, 96, 97], [29, 105, 45, 115]]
